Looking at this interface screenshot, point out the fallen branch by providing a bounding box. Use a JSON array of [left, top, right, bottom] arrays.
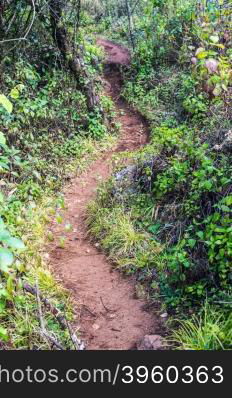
[[23, 282, 85, 350], [39, 330, 65, 350], [35, 280, 65, 350], [24, 283, 67, 328]]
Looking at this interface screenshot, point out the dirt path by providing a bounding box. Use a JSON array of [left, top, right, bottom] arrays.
[[48, 39, 158, 350], [97, 38, 131, 65]]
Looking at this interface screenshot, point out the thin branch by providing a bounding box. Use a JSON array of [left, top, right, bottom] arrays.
[[35, 279, 65, 350], [0, 0, 36, 45], [23, 282, 85, 350]]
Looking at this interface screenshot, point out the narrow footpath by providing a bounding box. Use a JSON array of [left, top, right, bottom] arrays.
[[49, 39, 160, 350]]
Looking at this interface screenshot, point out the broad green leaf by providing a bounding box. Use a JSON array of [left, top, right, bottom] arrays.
[[10, 88, 19, 100], [0, 132, 6, 146], [4, 237, 25, 250], [0, 94, 13, 114], [0, 248, 14, 271]]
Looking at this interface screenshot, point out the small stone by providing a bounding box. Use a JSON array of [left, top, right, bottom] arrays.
[[92, 323, 100, 330], [137, 335, 163, 351], [160, 312, 168, 318]]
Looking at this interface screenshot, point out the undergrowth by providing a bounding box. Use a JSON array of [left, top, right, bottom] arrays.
[[87, 1, 232, 349], [0, 30, 117, 348]]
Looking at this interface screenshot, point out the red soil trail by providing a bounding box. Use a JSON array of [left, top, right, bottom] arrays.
[[97, 38, 131, 65], [48, 39, 159, 350]]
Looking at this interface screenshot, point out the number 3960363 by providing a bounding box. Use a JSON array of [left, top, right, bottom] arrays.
[[121, 365, 223, 384]]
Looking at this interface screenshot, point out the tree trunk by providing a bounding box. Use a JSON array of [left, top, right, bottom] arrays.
[[49, 0, 100, 112], [125, 0, 135, 50]]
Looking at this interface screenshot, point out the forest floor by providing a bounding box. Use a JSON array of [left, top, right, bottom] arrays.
[[48, 39, 161, 350]]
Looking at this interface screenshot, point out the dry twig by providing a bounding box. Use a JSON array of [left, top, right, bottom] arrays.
[[24, 282, 85, 350]]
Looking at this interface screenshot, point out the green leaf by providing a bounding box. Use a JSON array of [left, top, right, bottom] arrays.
[[56, 215, 63, 224], [0, 132, 6, 146], [148, 223, 161, 234], [0, 94, 13, 114], [0, 162, 9, 170], [16, 84, 25, 93], [0, 326, 9, 342], [0, 288, 8, 298], [204, 180, 213, 190], [224, 196, 232, 206], [4, 237, 25, 250], [196, 231, 204, 240], [10, 88, 19, 100], [197, 52, 208, 59], [221, 84, 228, 92], [0, 248, 14, 271], [210, 35, 219, 44], [221, 205, 230, 212], [188, 239, 196, 249], [195, 48, 208, 59], [0, 230, 11, 241]]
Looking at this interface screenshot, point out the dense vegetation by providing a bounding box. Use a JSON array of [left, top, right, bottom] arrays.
[[0, 0, 231, 350], [0, 0, 115, 349], [87, 0, 232, 349]]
